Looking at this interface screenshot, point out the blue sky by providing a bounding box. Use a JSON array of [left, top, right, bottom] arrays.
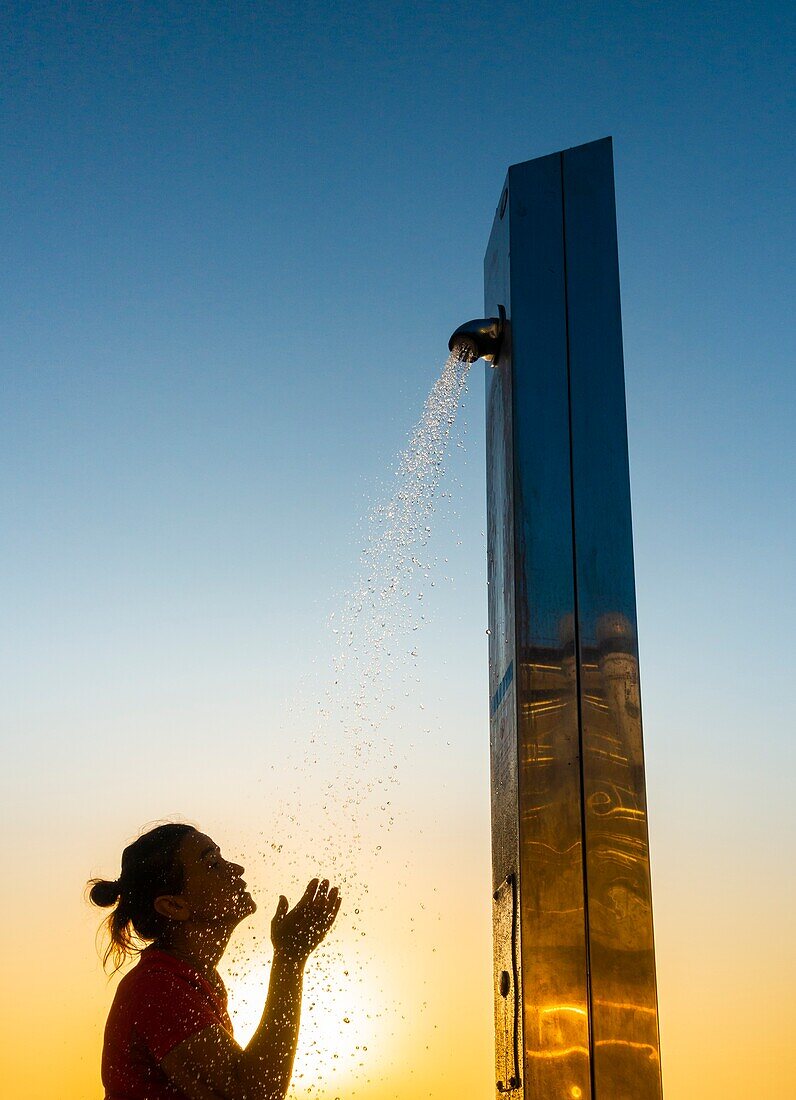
[[2, 2, 795, 1096], [4, 0, 793, 691]]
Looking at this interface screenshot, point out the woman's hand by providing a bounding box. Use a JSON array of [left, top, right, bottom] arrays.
[[270, 879, 341, 963]]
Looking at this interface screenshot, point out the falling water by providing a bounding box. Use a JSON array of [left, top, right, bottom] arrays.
[[331, 349, 472, 736], [229, 351, 473, 1097]]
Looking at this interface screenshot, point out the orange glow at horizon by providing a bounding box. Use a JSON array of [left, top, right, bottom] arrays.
[[5, 801, 795, 1100]]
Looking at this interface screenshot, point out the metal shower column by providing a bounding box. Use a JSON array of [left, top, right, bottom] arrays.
[[485, 137, 662, 1100]]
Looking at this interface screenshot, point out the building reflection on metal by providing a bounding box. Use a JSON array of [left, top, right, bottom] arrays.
[[485, 138, 663, 1099]]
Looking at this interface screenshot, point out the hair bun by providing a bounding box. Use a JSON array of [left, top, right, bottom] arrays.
[[89, 878, 121, 907]]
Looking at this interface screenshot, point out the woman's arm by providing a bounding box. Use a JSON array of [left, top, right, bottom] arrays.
[[160, 879, 340, 1100], [159, 957, 301, 1100], [238, 952, 305, 1098]]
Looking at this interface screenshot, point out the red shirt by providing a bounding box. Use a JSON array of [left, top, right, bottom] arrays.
[[102, 947, 235, 1099]]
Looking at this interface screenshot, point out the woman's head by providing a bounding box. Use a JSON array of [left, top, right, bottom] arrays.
[[88, 823, 255, 971]]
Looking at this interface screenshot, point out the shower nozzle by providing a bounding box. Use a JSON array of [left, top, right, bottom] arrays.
[[448, 305, 505, 364]]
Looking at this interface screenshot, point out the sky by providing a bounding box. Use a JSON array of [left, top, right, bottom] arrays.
[[2, 1, 795, 1097]]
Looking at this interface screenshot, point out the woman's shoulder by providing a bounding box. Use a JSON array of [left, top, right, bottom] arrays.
[[112, 948, 194, 1003], [105, 948, 234, 1067], [116, 948, 227, 1009], [124, 947, 200, 979]]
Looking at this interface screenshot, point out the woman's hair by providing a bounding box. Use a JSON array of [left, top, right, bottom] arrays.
[[87, 823, 195, 972]]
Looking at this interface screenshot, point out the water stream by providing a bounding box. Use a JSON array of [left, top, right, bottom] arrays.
[[332, 349, 472, 738], [230, 351, 473, 1097]]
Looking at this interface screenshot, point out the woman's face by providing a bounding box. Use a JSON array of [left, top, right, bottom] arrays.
[[177, 830, 257, 926]]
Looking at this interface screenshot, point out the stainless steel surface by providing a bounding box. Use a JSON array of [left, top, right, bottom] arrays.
[[484, 138, 662, 1100], [485, 149, 593, 1099], [563, 139, 662, 1099], [449, 310, 505, 363], [493, 875, 521, 1093], [485, 197, 523, 1096]]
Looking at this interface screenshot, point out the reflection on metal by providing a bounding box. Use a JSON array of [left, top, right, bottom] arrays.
[[484, 138, 663, 1100], [448, 306, 506, 363], [493, 875, 522, 1093]]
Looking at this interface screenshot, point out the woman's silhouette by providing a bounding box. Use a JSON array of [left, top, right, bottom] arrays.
[[89, 822, 340, 1100]]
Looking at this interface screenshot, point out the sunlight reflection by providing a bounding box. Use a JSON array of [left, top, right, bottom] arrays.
[[227, 954, 382, 1092]]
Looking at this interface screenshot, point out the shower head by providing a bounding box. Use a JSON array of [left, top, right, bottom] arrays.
[[448, 305, 505, 364]]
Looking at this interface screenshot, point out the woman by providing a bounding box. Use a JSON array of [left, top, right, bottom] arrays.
[[89, 822, 341, 1100]]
